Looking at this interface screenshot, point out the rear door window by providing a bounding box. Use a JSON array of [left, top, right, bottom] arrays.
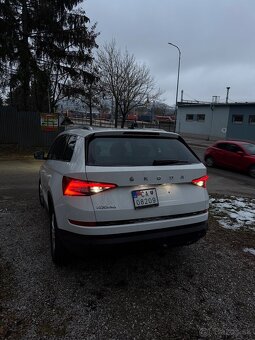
[[47, 135, 68, 160], [227, 144, 242, 153], [87, 137, 199, 166]]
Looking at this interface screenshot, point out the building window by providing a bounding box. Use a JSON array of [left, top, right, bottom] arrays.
[[232, 115, 243, 124], [197, 114, 205, 121], [186, 114, 194, 121], [248, 115, 255, 125]]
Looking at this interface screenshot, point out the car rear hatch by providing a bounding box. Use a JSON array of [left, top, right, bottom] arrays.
[[85, 131, 209, 223]]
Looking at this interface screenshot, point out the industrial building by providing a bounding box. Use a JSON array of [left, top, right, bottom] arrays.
[[176, 101, 255, 142]]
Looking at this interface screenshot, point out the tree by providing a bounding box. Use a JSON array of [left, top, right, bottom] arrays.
[[81, 67, 100, 126], [97, 41, 161, 128], [69, 64, 101, 125], [0, 0, 98, 111]]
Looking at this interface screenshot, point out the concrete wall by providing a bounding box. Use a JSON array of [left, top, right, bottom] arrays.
[[227, 105, 255, 142], [176, 105, 229, 139]]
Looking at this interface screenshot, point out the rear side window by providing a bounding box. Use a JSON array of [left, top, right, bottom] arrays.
[[48, 134, 77, 161], [87, 137, 199, 166], [63, 135, 77, 161], [48, 135, 68, 160]]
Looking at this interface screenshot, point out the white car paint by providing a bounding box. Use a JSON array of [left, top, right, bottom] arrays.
[[38, 127, 209, 244]]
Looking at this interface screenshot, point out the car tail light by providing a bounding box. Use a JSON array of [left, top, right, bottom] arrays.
[[192, 175, 209, 188], [62, 177, 117, 196]]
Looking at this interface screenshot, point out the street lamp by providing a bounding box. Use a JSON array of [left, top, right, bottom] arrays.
[[168, 42, 181, 131]]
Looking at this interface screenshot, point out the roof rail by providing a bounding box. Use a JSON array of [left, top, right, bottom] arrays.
[[65, 124, 94, 131], [82, 125, 94, 131]]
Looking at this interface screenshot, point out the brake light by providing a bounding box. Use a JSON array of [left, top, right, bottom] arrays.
[[192, 175, 209, 188], [62, 177, 117, 196]]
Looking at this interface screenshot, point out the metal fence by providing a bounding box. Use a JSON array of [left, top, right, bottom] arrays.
[[0, 107, 175, 149], [0, 106, 64, 148], [69, 116, 175, 132]]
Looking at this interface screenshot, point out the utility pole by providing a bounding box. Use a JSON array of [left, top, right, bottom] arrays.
[[168, 42, 181, 132], [226, 87, 230, 103]]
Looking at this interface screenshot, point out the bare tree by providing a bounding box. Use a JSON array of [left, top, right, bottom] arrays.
[[67, 63, 101, 125], [97, 41, 161, 128]]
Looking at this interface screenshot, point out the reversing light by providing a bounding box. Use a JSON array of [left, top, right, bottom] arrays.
[[192, 175, 209, 188], [62, 177, 117, 196]]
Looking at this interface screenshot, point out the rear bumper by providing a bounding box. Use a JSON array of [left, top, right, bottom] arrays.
[[59, 220, 208, 251]]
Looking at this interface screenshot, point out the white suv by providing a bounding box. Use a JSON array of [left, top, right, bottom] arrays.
[[35, 127, 209, 264]]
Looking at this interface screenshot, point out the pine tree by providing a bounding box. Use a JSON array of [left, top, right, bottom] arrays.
[[0, 0, 98, 111]]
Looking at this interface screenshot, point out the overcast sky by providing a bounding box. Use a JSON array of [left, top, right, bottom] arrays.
[[84, 0, 255, 107]]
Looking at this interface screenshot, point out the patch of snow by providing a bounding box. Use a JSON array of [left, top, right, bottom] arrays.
[[230, 211, 254, 223], [234, 200, 246, 208], [218, 220, 240, 231], [210, 196, 255, 231], [243, 248, 255, 256]]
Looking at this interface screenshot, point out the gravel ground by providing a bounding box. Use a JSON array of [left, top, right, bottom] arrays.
[[0, 152, 254, 340], [0, 185, 255, 339]]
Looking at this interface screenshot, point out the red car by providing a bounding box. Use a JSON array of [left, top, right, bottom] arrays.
[[204, 140, 255, 178]]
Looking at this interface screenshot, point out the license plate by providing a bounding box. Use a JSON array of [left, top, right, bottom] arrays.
[[132, 188, 159, 209]]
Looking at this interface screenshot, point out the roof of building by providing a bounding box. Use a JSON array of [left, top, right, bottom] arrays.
[[178, 101, 255, 108]]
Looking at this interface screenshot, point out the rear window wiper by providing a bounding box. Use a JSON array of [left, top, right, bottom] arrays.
[[152, 159, 190, 165]]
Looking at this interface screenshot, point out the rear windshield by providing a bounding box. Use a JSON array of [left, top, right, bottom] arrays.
[[87, 137, 199, 166]]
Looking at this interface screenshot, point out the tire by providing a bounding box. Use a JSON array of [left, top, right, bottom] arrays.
[[205, 156, 214, 167], [50, 207, 66, 265], [39, 181, 44, 207], [248, 165, 255, 178]]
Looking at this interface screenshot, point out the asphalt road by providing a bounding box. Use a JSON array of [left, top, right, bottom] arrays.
[[0, 158, 255, 339], [192, 146, 255, 198]]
